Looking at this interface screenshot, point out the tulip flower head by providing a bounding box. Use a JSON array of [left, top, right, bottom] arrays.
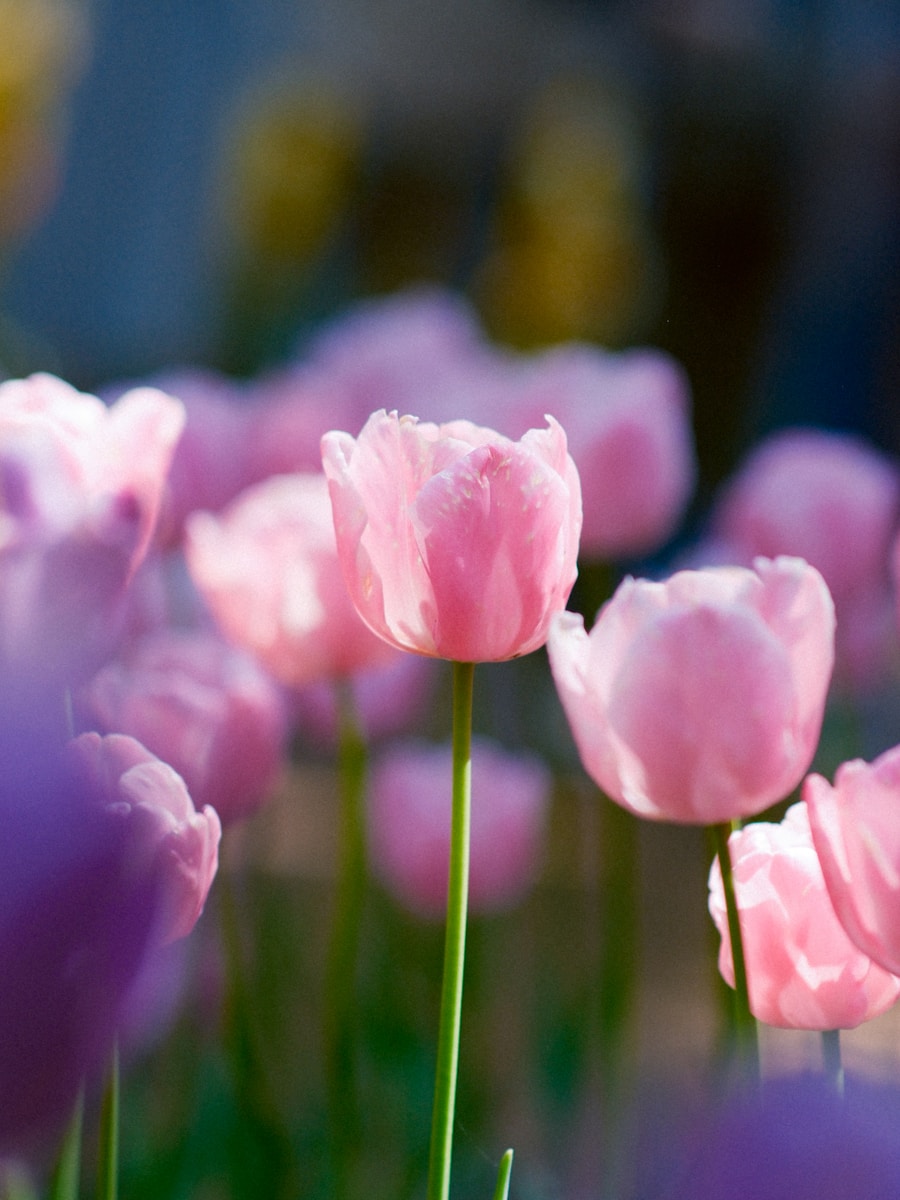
[[71, 732, 221, 946], [805, 746, 900, 977], [547, 557, 835, 824], [321, 409, 582, 662], [708, 803, 900, 1029], [710, 428, 900, 690], [0, 729, 218, 1159], [186, 472, 396, 686], [0, 373, 185, 693], [79, 629, 288, 826]]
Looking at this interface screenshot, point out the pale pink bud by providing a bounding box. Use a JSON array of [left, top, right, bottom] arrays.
[[709, 803, 900, 1029], [368, 737, 550, 918], [321, 410, 582, 662], [805, 746, 900, 977], [185, 473, 396, 686], [70, 732, 221, 946], [547, 556, 835, 823], [78, 629, 288, 826]]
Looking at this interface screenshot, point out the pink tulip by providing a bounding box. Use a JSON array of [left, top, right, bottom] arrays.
[[367, 737, 550, 918], [711, 428, 900, 689], [71, 732, 221, 946], [321, 410, 582, 662], [547, 556, 835, 823], [501, 345, 696, 559], [805, 746, 900, 976], [0, 373, 184, 689], [185, 472, 396, 686], [78, 629, 288, 826], [709, 803, 900, 1029]]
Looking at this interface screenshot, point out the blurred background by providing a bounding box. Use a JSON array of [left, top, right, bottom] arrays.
[[2, 0, 898, 502]]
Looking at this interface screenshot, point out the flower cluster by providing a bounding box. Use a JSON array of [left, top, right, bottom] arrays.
[[5, 285, 900, 1198]]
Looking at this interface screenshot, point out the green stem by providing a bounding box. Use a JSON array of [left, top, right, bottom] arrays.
[[49, 1085, 84, 1200], [822, 1029, 844, 1097], [96, 1041, 119, 1200], [426, 660, 475, 1200], [712, 822, 760, 1080], [323, 678, 369, 1191], [491, 1150, 514, 1200]]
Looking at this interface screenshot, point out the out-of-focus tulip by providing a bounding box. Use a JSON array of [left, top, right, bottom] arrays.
[[78, 629, 287, 827], [141, 369, 255, 545], [367, 737, 550, 918], [0, 729, 217, 1159], [654, 1072, 900, 1200], [244, 363, 362, 481], [547, 557, 835, 824], [291, 650, 439, 751], [185, 472, 396, 686], [708, 803, 900, 1029], [303, 286, 493, 429], [805, 746, 900, 976], [710, 428, 900, 689], [0, 373, 184, 691], [72, 732, 220, 946], [321, 409, 582, 662], [501, 344, 696, 559]]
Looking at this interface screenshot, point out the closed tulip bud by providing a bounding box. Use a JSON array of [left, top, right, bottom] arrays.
[[321, 409, 582, 662], [709, 803, 900, 1029], [805, 745, 900, 977], [548, 557, 835, 824]]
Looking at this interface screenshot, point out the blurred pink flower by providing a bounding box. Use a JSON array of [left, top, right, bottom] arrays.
[[368, 737, 550, 918], [291, 650, 439, 750], [321, 410, 582, 662], [709, 803, 900, 1029], [0, 373, 184, 689], [143, 369, 256, 545], [0, 734, 172, 1158], [547, 557, 835, 823], [78, 629, 288, 827], [302, 286, 494, 428], [805, 746, 900, 977], [71, 732, 221, 946], [501, 345, 696, 559], [710, 428, 900, 689], [185, 472, 396, 686], [244, 364, 362, 480]]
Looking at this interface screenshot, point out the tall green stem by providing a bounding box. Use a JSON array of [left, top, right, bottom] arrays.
[[426, 660, 475, 1200], [323, 678, 369, 1192], [96, 1041, 119, 1200], [49, 1086, 84, 1200], [712, 823, 759, 1079]]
